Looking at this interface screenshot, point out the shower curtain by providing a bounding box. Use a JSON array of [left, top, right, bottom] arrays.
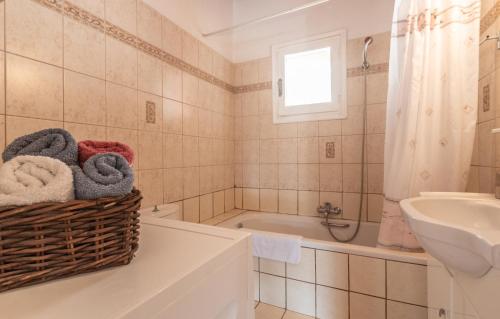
[[377, 0, 480, 250]]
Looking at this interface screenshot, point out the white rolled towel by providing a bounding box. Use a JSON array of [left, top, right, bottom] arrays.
[[0, 155, 74, 206]]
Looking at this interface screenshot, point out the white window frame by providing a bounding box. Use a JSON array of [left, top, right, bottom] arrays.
[[272, 29, 347, 123]]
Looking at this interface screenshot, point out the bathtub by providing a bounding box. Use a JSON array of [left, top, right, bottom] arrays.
[[218, 211, 429, 318]]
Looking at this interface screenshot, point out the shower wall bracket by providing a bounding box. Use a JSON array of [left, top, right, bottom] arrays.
[[480, 33, 500, 49]]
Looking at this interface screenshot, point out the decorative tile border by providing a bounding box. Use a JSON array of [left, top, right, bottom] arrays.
[[32, 0, 236, 93], [481, 0, 500, 34], [234, 63, 389, 94], [31, 0, 389, 95]]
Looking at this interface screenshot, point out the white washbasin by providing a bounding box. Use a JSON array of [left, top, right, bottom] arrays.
[[400, 192, 500, 277]]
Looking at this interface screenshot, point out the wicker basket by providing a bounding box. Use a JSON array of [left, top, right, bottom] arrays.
[[0, 189, 142, 293]]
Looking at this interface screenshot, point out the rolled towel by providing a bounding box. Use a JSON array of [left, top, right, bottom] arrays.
[[78, 140, 134, 167], [72, 153, 134, 200], [2, 128, 78, 166], [0, 155, 74, 207]]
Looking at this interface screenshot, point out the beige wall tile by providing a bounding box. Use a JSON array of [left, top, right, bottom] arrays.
[[164, 168, 183, 203], [198, 109, 213, 138], [286, 279, 315, 317], [64, 70, 105, 126], [161, 17, 182, 58], [163, 64, 182, 102], [298, 121, 318, 137], [260, 189, 278, 212], [260, 273, 286, 308], [316, 286, 349, 319], [367, 134, 385, 164], [279, 190, 297, 214], [298, 164, 319, 191], [183, 166, 200, 198], [298, 191, 319, 216], [213, 190, 225, 215], [138, 92, 162, 132], [367, 72, 388, 104], [5, 116, 62, 144], [260, 258, 285, 276], [342, 164, 362, 193], [198, 43, 213, 75], [342, 193, 367, 220], [242, 115, 259, 139], [316, 250, 348, 290], [278, 164, 298, 189], [139, 169, 164, 208], [0, 115, 5, 160], [7, 54, 63, 120], [255, 302, 284, 318], [6, 0, 62, 65], [164, 133, 182, 168], [342, 135, 363, 163], [349, 292, 385, 319], [367, 163, 384, 193], [387, 301, 427, 319], [319, 120, 341, 136], [106, 127, 138, 166], [199, 193, 213, 221], [368, 194, 384, 222], [349, 255, 386, 298], [287, 248, 315, 283], [163, 98, 183, 134], [342, 105, 364, 135], [106, 37, 137, 88], [183, 196, 200, 223], [137, 0, 162, 48], [105, 0, 136, 34], [182, 135, 199, 167], [64, 122, 105, 141], [183, 104, 199, 136], [298, 137, 319, 163], [367, 104, 386, 134], [387, 261, 427, 306], [63, 18, 105, 79], [243, 188, 259, 210], [279, 138, 298, 163], [260, 115, 279, 139], [319, 164, 342, 192], [138, 131, 163, 169], [260, 164, 278, 189], [235, 188, 243, 208], [106, 82, 138, 129], [182, 32, 198, 67], [138, 52, 162, 96], [243, 164, 259, 188], [199, 138, 214, 166], [0, 52, 3, 114], [225, 188, 235, 211]]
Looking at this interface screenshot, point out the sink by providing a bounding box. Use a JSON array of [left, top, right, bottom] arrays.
[[400, 192, 500, 277]]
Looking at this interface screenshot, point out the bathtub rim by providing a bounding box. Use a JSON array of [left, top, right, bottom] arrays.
[[218, 211, 428, 266]]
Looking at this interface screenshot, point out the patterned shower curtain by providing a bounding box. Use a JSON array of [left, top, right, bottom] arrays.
[[377, 0, 480, 250]]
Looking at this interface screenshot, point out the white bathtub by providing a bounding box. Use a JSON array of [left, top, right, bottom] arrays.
[[219, 211, 427, 264], [218, 211, 428, 316]]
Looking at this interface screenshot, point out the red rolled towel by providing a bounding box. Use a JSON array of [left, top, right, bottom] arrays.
[[78, 140, 134, 167]]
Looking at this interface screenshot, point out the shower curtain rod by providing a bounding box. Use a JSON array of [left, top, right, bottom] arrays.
[[201, 0, 330, 37]]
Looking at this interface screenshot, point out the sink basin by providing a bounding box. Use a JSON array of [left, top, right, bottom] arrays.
[[400, 193, 500, 277]]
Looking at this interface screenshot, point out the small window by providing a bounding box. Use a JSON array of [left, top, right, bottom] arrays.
[[272, 30, 347, 123]]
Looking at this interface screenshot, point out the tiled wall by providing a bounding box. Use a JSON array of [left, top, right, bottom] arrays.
[[253, 249, 428, 319], [468, 0, 500, 193], [0, 0, 237, 222], [232, 32, 391, 222]]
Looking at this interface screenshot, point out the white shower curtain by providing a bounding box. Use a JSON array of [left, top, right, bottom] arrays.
[[377, 0, 480, 250]]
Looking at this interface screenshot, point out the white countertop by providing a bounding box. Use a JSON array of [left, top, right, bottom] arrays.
[[0, 217, 251, 319]]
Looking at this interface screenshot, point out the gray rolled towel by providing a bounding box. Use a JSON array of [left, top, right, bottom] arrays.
[[72, 153, 134, 200], [2, 128, 78, 165]]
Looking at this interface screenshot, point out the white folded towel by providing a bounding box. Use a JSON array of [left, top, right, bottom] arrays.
[[0, 155, 74, 206], [247, 228, 303, 264]]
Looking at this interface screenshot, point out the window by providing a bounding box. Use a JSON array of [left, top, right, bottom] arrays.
[[272, 30, 347, 123]]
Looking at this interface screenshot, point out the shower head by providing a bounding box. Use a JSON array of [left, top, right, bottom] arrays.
[[362, 36, 373, 70]]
